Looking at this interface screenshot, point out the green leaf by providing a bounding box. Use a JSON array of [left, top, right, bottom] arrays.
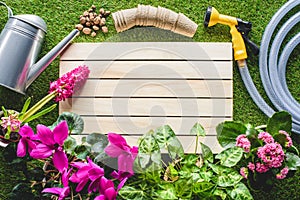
[[86, 132, 108, 146], [21, 97, 31, 114], [227, 182, 254, 200], [174, 179, 193, 199], [167, 137, 184, 159], [290, 145, 299, 155], [64, 136, 77, 154], [286, 152, 300, 170], [190, 123, 206, 136], [155, 185, 177, 200], [208, 163, 233, 174], [154, 125, 184, 159], [74, 145, 91, 160], [1, 106, 8, 117], [217, 169, 243, 187], [215, 147, 243, 167], [137, 131, 161, 169], [154, 125, 176, 149], [193, 181, 214, 194], [200, 142, 214, 163], [118, 186, 147, 200], [52, 112, 84, 134], [266, 111, 292, 135], [213, 189, 227, 200], [216, 121, 247, 148]]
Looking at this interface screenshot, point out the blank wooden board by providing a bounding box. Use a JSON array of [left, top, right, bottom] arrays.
[[59, 42, 233, 153]]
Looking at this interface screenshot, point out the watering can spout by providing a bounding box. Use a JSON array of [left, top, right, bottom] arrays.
[[26, 29, 79, 89]]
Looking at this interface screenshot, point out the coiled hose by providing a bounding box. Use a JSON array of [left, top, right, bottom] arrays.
[[239, 0, 300, 133]]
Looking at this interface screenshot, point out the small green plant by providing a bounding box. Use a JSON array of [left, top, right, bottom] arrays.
[[118, 123, 253, 200]]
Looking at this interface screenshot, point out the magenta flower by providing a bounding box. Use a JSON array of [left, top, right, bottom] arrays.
[[42, 168, 71, 200], [257, 142, 285, 168], [69, 157, 102, 192], [255, 162, 269, 173], [276, 167, 289, 179], [30, 121, 69, 172], [42, 187, 70, 200], [105, 133, 138, 174], [258, 132, 274, 144], [279, 130, 293, 148], [111, 170, 132, 182], [88, 161, 105, 193], [247, 162, 255, 172], [235, 134, 251, 153], [95, 177, 117, 200], [240, 167, 248, 179], [17, 125, 37, 157], [49, 65, 90, 102]]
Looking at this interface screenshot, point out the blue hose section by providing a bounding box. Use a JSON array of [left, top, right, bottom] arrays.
[[239, 0, 300, 133]]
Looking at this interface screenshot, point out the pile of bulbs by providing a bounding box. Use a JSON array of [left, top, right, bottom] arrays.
[[75, 5, 110, 37]]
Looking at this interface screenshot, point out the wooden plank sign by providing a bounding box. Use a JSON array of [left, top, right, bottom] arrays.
[[59, 42, 233, 153]]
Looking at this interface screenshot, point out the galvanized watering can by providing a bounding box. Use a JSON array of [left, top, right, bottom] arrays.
[[0, 2, 79, 94]]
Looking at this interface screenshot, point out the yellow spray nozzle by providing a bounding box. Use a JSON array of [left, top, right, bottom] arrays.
[[204, 6, 238, 27], [204, 6, 251, 64]]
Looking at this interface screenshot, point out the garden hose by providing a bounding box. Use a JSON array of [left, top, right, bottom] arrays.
[[239, 0, 300, 134], [205, 0, 300, 134]]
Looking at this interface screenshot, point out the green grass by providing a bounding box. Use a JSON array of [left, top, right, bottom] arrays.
[[0, 0, 299, 199]]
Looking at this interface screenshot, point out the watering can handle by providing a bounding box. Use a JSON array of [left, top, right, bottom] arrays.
[[0, 2, 13, 18]]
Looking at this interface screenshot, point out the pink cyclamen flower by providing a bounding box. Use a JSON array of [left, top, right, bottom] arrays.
[[30, 121, 69, 172], [17, 125, 37, 157], [255, 162, 269, 173], [247, 162, 255, 172], [87, 161, 105, 193], [69, 157, 104, 193], [49, 65, 90, 102], [111, 170, 132, 182], [276, 167, 289, 179], [42, 187, 70, 200], [257, 142, 285, 168], [240, 167, 248, 179], [42, 168, 71, 200], [279, 130, 293, 148], [94, 176, 117, 200], [258, 132, 274, 144], [235, 134, 251, 153], [105, 133, 138, 174]]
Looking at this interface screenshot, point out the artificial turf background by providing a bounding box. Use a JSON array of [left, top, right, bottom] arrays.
[[0, 0, 299, 199]]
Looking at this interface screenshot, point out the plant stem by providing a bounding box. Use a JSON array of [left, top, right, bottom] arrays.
[[21, 92, 57, 122], [255, 125, 267, 130], [194, 135, 199, 154]]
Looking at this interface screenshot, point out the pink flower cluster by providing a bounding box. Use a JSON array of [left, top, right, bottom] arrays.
[[235, 134, 251, 153], [258, 132, 274, 143], [279, 130, 293, 148], [240, 167, 248, 179], [276, 167, 289, 179], [257, 142, 285, 168], [49, 65, 90, 102], [1, 110, 21, 132]]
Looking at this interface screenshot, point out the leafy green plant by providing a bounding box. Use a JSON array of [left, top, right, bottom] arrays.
[[119, 124, 253, 200]]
